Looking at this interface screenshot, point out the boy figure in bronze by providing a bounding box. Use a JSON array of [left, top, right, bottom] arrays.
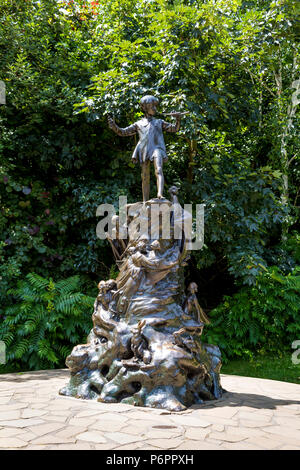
[[108, 95, 183, 201]]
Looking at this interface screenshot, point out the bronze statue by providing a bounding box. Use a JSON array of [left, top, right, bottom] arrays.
[[60, 99, 223, 411], [97, 279, 117, 310], [108, 95, 185, 201], [173, 326, 204, 353], [184, 282, 210, 325], [130, 320, 151, 364], [114, 242, 148, 315], [168, 185, 180, 205]]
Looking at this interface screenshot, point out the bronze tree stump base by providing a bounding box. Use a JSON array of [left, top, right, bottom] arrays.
[[60, 198, 222, 411]]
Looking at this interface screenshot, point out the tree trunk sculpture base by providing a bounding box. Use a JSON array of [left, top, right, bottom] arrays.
[[60, 198, 222, 411]]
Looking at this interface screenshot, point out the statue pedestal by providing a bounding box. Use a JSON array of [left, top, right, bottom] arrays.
[[60, 198, 222, 411]]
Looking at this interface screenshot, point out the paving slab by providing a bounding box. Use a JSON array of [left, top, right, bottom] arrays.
[[77, 431, 107, 444], [0, 369, 299, 450], [0, 419, 45, 428], [0, 437, 27, 448], [145, 437, 184, 449], [105, 432, 144, 445]]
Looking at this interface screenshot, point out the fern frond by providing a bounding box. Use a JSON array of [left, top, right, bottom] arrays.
[[54, 344, 72, 359], [14, 339, 30, 359], [37, 339, 59, 364], [55, 275, 81, 294], [54, 293, 85, 314], [26, 273, 50, 291]]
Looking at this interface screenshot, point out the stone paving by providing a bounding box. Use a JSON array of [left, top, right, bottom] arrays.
[[0, 369, 300, 450]]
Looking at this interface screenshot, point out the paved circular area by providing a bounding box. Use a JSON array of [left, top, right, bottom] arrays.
[[0, 369, 300, 450]]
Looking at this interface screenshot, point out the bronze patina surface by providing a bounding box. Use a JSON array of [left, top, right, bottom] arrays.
[[108, 95, 183, 201], [60, 97, 222, 411]]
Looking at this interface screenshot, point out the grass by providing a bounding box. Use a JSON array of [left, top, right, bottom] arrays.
[[222, 353, 300, 385]]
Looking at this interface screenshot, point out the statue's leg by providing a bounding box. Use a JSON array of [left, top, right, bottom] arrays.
[[153, 151, 164, 199], [141, 161, 150, 202]]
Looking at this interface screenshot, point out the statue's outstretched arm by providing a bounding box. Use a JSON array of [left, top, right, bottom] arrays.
[[162, 115, 181, 133], [108, 116, 137, 136]]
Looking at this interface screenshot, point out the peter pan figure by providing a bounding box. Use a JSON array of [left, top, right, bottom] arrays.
[[108, 95, 184, 201]]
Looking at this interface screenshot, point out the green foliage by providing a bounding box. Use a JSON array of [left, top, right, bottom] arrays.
[[0, 0, 299, 372], [203, 265, 300, 360], [0, 0, 298, 295], [0, 273, 95, 372]]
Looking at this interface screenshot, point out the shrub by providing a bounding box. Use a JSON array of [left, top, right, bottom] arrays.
[[0, 273, 95, 372], [203, 265, 300, 361]]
